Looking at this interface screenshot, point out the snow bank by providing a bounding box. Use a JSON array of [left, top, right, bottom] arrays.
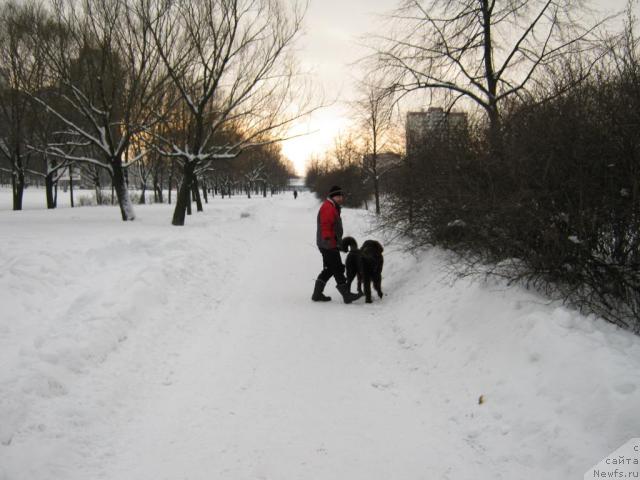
[[344, 206, 640, 478], [0, 197, 258, 479]]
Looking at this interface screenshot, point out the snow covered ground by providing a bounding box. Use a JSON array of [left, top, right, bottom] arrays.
[[1, 188, 639, 480]]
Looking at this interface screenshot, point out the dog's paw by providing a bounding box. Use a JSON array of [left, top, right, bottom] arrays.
[[366, 298, 373, 304], [377, 291, 384, 298]]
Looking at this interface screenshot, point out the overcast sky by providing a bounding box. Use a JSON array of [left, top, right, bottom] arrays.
[[282, 0, 637, 175]]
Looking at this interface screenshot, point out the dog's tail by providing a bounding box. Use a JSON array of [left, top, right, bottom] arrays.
[[341, 236, 358, 252]]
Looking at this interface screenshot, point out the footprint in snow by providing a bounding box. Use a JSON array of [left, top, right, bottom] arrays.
[[371, 381, 394, 391]]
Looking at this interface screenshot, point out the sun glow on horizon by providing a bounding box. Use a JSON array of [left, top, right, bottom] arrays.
[[281, 106, 351, 177]]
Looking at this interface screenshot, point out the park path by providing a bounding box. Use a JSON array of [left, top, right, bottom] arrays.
[[91, 196, 462, 480]]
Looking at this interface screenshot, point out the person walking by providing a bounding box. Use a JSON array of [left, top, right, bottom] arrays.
[[311, 185, 362, 304]]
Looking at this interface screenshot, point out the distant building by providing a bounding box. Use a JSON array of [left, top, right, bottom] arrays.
[[363, 152, 402, 172], [406, 107, 468, 153]]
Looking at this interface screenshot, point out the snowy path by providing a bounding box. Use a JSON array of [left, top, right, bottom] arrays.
[[98, 198, 461, 479], [2, 191, 640, 480]]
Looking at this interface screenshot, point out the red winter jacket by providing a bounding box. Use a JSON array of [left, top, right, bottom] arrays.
[[316, 198, 343, 250]]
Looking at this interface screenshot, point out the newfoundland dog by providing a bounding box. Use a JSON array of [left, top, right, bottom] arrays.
[[341, 236, 384, 303]]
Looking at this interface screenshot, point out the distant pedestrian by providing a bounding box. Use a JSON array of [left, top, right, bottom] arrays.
[[311, 185, 362, 304], [293, 189, 298, 199]]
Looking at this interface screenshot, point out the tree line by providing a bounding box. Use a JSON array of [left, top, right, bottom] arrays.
[[0, 0, 306, 224], [307, 0, 640, 332]]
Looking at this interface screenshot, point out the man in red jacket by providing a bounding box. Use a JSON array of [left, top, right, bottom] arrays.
[[312, 185, 362, 304]]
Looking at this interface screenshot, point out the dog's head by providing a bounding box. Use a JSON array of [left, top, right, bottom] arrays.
[[361, 239, 384, 256]]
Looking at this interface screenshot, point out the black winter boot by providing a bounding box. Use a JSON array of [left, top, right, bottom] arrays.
[[336, 283, 362, 304], [311, 279, 332, 302]]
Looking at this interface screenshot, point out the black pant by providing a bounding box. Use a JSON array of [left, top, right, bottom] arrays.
[[316, 248, 346, 286]]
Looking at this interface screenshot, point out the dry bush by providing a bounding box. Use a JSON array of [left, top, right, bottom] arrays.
[[381, 61, 640, 332]]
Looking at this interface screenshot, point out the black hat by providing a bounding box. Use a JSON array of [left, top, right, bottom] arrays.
[[328, 185, 344, 198]]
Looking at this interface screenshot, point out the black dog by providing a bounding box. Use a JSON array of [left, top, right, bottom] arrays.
[[341, 236, 384, 303]]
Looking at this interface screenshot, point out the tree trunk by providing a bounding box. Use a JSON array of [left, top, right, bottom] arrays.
[[152, 171, 159, 203], [158, 170, 164, 203], [112, 161, 136, 221], [374, 175, 380, 215], [12, 170, 24, 211], [172, 162, 195, 225], [406, 156, 414, 227], [45, 173, 56, 209], [481, 0, 503, 164], [139, 183, 147, 204], [168, 160, 175, 205], [154, 183, 163, 204], [69, 166, 75, 208], [192, 177, 203, 212], [95, 176, 103, 205], [202, 180, 208, 204], [153, 174, 163, 203]]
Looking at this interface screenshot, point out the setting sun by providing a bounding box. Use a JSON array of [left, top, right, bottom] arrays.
[[281, 106, 351, 176]]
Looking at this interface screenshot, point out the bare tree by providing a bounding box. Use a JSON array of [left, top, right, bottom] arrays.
[[242, 163, 264, 199], [130, 141, 156, 204], [331, 132, 362, 168], [25, 85, 76, 208], [353, 78, 401, 214], [257, 142, 294, 196], [373, 0, 607, 154], [78, 161, 109, 204], [29, 0, 167, 220], [145, 0, 311, 225], [0, 1, 48, 210], [306, 134, 371, 207]]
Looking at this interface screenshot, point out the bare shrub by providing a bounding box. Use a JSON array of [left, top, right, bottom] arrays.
[[380, 57, 640, 331]]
